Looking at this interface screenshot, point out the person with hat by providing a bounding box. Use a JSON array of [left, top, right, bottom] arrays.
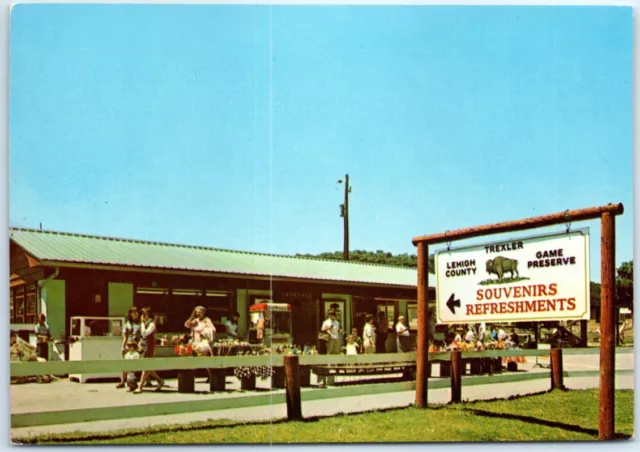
[[453, 327, 463, 344], [321, 309, 342, 355]]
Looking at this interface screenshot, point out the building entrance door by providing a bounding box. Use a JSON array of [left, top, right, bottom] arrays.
[[352, 297, 377, 338], [289, 298, 318, 348]]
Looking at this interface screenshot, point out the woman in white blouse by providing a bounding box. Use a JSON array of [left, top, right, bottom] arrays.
[[395, 315, 411, 353], [363, 314, 376, 354], [184, 306, 216, 356]]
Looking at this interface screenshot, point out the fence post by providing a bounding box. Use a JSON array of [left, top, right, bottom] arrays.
[[451, 350, 462, 403], [284, 355, 302, 421], [415, 241, 430, 408], [550, 348, 564, 390], [177, 370, 195, 394], [599, 211, 616, 440]]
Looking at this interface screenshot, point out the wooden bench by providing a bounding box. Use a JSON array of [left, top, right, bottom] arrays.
[[439, 358, 502, 377], [312, 362, 416, 382], [177, 368, 233, 393]]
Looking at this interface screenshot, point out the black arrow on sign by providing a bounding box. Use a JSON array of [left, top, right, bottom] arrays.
[[446, 293, 461, 314]]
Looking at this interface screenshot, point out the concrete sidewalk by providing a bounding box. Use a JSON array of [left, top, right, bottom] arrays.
[[10, 351, 635, 439], [11, 374, 634, 440]]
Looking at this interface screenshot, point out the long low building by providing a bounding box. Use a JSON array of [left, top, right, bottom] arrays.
[[9, 228, 435, 349]]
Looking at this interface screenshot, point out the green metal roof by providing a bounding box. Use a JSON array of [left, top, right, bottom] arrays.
[[9, 228, 418, 288]]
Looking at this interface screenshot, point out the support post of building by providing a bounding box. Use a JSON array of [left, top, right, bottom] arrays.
[[599, 212, 616, 440], [550, 348, 564, 390], [451, 350, 462, 403], [415, 241, 429, 408], [284, 355, 302, 421]]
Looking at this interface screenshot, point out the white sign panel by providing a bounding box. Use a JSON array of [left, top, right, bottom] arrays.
[[435, 229, 590, 324]]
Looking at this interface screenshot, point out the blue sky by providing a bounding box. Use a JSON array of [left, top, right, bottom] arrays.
[[9, 4, 633, 282]]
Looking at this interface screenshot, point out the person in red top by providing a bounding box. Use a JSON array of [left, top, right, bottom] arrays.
[[135, 307, 165, 393]]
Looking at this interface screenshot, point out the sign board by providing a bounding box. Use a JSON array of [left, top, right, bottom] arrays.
[[435, 229, 590, 324]]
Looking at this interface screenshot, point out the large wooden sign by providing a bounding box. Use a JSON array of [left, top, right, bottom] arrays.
[[435, 229, 590, 324]]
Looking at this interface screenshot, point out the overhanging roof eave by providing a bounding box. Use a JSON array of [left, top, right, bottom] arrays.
[[39, 260, 423, 290]]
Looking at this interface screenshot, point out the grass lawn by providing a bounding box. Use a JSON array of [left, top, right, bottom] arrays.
[[15, 389, 634, 444]]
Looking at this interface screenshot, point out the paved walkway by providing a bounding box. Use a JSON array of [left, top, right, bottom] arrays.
[[10, 350, 635, 439]]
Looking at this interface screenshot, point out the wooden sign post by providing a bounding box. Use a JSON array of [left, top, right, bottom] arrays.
[[412, 203, 623, 440]]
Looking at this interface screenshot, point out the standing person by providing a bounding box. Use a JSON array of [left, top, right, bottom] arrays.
[[478, 323, 487, 343], [116, 307, 141, 389], [185, 306, 216, 354], [619, 319, 630, 345], [395, 315, 411, 353], [363, 314, 376, 354], [376, 312, 389, 353], [256, 311, 270, 345], [225, 311, 241, 340], [124, 340, 141, 392], [350, 327, 363, 353], [510, 328, 520, 346], [317, 310, 340, 387], [465, 325, 476, 343], [136, 307, 165, 393], [345, 335, 359, 355], [321, 310, 342, 355], [34, 313, 52, 360]]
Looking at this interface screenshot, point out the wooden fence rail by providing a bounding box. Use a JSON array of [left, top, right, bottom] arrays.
[[14, 348, 632, 377], [10, 348, 633, 429], [12, 366, 634, 429]]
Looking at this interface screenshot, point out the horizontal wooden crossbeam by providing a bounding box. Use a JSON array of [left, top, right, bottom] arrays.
[[11, 348, 633, 377]]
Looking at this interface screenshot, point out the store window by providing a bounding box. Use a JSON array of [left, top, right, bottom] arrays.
[[323, 300, 346, 328], [135, 286, 169, 328], [26, 285, 37, 324], [376, 299, 396, 329], [14, 287, 25, 324], [10, 290, 14, 324], [408, 303, 418, 330], [204, 290, 232, 326]]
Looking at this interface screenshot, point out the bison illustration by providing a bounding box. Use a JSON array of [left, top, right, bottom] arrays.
[[486, 256, 519, 280]]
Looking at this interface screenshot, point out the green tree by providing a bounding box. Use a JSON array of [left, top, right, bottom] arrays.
[[616, 260, 633, 310], [295, 250, 437, 274]]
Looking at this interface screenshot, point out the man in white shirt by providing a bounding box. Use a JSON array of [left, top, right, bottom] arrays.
[[395, 315, 411, 352], [465, 326, 476, 343], [321, 310, 341, 355], [34, 314, 52, 360]]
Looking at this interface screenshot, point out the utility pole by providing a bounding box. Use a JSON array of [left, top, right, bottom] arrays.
[[338, 174, 351, 261]]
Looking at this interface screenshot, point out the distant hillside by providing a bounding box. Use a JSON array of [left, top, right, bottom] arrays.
[[295, 250, 436, 273]]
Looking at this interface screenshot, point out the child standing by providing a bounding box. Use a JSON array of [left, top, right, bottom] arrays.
[[124, 340, 140, 392], [345, 335, 359, 355]]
